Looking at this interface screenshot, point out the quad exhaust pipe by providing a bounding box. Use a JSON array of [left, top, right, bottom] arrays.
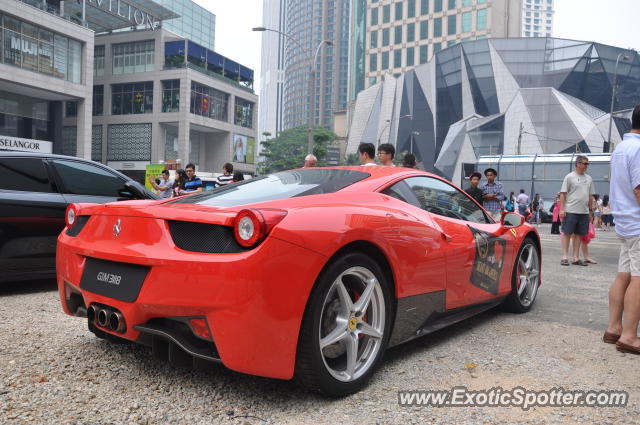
[[88, 304, 126, 333]]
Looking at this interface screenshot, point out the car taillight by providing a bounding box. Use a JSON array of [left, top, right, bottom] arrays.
[[65, 204, 77, 228], [233, 208, 287, 248]]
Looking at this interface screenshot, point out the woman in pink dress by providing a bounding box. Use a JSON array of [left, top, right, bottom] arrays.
[[551, 193, 561, 234]]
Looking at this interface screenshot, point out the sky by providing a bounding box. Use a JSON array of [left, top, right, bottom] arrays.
[[193, 0, 640, 94]]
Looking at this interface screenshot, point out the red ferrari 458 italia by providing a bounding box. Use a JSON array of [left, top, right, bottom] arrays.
[[57, 166, 541, 396]]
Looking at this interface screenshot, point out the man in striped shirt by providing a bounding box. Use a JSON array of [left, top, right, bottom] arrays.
[[215, 163, 234, 186], [481, 168, 505, 221]]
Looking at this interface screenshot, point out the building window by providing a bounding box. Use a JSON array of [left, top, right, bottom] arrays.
[[395, 26, 403, 44], [421, 0, 430, 14], [370, 53, 377, 72], [419, 45, 428, 63], [382, 28, 390, 46], [434, 0, 443, 12], [433, 42, 441, 53], [462, 12, 472, 32], [370, 7, 378, 25], [394, 50, 401, 68], [38, 29, 54, 76], [93, 85, 104, 116], [406, 47, 415, 66], [235, 98, 254, 128], [94, 45, 105, 77], [448, 40, 457, 47], [395, 2, 403, 20], [408, 0, 416, 17], [407, 23, 415, 42], [477, 9, 487, 30], [370, 30, 378, 49], [369, 76, 377, 86], [112, 40, 154, 75], [447, 15, 457, 34], [190, 81, 229, 121], [111, 82, 153, 115], [448, 0, 456, 9], [383, 4, 391, 23], [381, 51, 389, 69], [162, 80, 180, 112], [434, 17, 442, 37], [462, 0, 472, 6], [477, 0, 486, 3], [65, 101, 77, 118], [420, 20, 429, 39]]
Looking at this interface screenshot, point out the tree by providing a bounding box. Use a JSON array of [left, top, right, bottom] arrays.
[[258, 126, 336, 174]]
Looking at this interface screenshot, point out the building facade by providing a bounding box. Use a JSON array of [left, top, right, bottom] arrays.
[[522, 0, 553, 38], [1, 0, 257, 178], [259, 0, 351, 136], [78, 28, 257, 177], [351, 0, 522, 97], [0, 1, 94, 157], [258, 0, 286, 143], [348, 37, 640, 185], [156, 0, 216, 50]]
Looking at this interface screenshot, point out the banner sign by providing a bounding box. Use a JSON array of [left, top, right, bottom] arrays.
[[0, 136, 53, 154]]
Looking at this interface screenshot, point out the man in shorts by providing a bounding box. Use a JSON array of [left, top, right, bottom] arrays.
[[605, 104, 640, 354], [559, 155, 595, 266]]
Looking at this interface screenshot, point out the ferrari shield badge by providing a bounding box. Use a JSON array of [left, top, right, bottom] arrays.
[[510, 229, 517, 237], [468, 226, 506, 295]]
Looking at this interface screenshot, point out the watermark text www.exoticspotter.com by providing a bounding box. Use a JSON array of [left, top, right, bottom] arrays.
[[398, 387, 628, 410]]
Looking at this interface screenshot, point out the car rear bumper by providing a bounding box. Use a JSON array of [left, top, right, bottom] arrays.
[[57, 232, 327, 380]]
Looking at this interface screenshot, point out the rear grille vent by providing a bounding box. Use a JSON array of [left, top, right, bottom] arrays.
[[168, 221, 248, 253], [66, 216, 90, 237]]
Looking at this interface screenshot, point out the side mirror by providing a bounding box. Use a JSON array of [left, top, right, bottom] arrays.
[[124, 181, 160, 200], [501, 211, 524, 228]]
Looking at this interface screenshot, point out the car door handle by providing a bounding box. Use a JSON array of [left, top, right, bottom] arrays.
[[440, 232, 452, 242]]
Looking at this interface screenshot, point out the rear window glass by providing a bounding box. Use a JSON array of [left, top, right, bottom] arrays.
[[172, 169, 370, 207], [0, 157, 53, 193]]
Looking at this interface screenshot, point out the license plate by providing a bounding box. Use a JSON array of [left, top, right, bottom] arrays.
[[80, 258, 149, 302]]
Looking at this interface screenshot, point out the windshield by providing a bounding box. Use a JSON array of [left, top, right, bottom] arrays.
[[171, 168, 370, 207]]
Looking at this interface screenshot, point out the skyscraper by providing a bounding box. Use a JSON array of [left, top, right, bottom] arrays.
[[351, 0, 522, 95], [259, 0, 351, 136], [522, 0, 554, 37]]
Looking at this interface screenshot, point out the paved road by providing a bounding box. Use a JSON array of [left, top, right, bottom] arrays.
[[1, 225, 637, 425]]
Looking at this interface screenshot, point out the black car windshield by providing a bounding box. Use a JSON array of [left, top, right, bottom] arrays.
[[171, 168, 370, 207]]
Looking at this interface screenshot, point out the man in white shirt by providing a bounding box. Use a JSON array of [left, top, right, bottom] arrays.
[[148, 169, 173, 199], [559, 155, 595, 266], [605, 105, 640, 354], [358, 143, 377, 166]]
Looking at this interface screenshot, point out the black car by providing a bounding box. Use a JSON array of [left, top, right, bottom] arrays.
[[0, 152, 159, 283]]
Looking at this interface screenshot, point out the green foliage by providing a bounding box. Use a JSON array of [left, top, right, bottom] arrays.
[[344, 153, 360, 165], [258, 126, 336, 174]]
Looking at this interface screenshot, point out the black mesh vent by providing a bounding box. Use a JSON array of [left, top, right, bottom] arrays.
[[66, 215, 90, 237], [168, 221, 248, 253]]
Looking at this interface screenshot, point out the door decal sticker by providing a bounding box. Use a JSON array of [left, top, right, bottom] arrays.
[[468, 226, 506, 295]]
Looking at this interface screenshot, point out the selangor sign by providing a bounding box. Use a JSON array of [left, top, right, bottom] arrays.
[[86, 0, 160, 29], [0, 136, 53, 154]]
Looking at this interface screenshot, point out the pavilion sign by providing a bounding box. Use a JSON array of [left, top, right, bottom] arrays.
[[86, 0, 160, 30]]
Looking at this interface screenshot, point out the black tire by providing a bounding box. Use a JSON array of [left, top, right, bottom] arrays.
[[502, 237, 540, 313], [295, 252, 393, 397]]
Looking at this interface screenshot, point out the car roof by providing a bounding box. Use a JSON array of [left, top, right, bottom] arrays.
[[0, 151, 95, 161]]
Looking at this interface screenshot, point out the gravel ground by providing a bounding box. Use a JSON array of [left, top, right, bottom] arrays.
[[1, 225, 639, 425]]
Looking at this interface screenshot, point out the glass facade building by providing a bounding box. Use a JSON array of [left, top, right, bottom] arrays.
[[279, 0, 352, 130], [348, 38, 640, 185], [352, 0, 522, 95], [156, 0, 216, 50]]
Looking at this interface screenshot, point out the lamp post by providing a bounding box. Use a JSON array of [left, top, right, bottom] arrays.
[[252, 27, 333, 155], [377, 114, 412, 147], [607, 52, 630, 152]]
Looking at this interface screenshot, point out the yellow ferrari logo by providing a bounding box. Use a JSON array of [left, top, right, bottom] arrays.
[[348, 317, 357, 330], [510, 229, 517, 237]]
